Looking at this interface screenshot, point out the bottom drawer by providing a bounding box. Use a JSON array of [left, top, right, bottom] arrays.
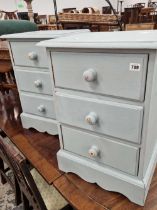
[[62, 126, 139, 176], [20, 93, 56, 119]]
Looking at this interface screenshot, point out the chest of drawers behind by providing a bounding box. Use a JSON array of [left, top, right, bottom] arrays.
[[9, 40, 57, 135]]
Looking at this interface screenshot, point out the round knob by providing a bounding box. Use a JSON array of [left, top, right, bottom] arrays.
[[37, 105, 46, 113], [83, 69, 97, 82], [28, 52, 38, 60], [88, 146, 99, 158], [34, 80, 42, 88], [85, 112, 98, 125]]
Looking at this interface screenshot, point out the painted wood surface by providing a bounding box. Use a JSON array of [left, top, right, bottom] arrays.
[[42, 31, 157, 206], [10, 41, 49, 68], [4, 30, 90, 134], [52, 52, 148, 101], [21, 113, 58, 135], [62, 126, 139, 175], [55, 92, 143, 143], [1, 30, 89, 40], [20, 92, 56, 119], [38, 30, 157, 49], [15, 69, 53, 95]]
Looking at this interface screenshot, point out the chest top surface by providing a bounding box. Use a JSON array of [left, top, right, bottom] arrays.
[[38, 30, 157, 49], [1, 29, 90, 41]]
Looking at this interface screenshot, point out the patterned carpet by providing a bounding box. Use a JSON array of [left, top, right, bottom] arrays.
[[0, 171, 67, 210], [0, 180, 16, 210]]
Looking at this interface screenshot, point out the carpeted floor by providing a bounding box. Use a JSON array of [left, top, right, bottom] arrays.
[[0, 179, 16, 210], [0, 163, 22, 210]]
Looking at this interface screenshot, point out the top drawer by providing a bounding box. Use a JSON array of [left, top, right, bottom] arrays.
[[52, 52, 148, 101], [10, 42, 48, 68]]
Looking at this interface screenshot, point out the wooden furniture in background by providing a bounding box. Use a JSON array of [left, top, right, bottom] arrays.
[[102, 6, 112, 14], [81, 7, 100, 14], [0, 40, 16, 94], [48, 15, 56, 24], [126, 22, 157, 30], [123, 6, 143, 24], [37, 15, 47, 24], [37, 24, 58, 30], [139, 7, 156, 22], [0, 10, 18, 19], [62, 8, 77, 13], [58, 13, 119, 31]]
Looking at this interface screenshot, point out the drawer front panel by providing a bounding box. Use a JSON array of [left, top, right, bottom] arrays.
[[62, 126, 139, 176], [15, 70, 53, 95], [11, 42, 48, 68], [52, 52, 148, 101], [20, 93, 56, 119], [55, 93, 143, 143]]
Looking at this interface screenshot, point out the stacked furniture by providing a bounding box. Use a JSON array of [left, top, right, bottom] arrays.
[[0, 43, 16, 93], [58, 13, 119, 31], [38, 30, 157, 206], [2, 30, 89, 135]]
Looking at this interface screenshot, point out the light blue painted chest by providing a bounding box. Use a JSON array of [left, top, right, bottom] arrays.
[[2, 30, 89, 135], [38, 30, 157, 206]]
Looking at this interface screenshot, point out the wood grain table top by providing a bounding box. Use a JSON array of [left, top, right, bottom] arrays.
[[0, 89, 157, 210]]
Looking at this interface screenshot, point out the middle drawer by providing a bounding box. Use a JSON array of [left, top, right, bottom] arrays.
[[55, 92, 143, 144], [15, 70, 54, 95]]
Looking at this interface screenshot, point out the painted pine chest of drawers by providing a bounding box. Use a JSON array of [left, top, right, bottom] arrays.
[[39, 31, 157, 205], [2, 30, 89, 134]]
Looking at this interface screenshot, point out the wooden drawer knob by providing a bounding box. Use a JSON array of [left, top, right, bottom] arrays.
[[88, 146, 99, 157], [37, 105, 46, 113], [83, 69, 97, 82], [34, 80, 42, 88], [85, 112, 98, 125], [28, 52, 38, 60]]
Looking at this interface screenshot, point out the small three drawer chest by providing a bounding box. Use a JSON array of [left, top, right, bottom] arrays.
[[39, 31, 157, 205], [3, 30, 89, 134]]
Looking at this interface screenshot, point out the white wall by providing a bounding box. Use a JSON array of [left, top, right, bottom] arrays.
[[0, 0, 17, 11], [32, 0, 118, 14], [0, 0, 118, 15]]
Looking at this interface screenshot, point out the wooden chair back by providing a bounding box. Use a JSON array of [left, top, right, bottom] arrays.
[[0, 136, 47, 210], [37, 15, 47, 24], [0, 10, 18, 20]]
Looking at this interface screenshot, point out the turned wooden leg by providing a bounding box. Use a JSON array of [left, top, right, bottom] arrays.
[[14, 178, 21, 206], [0, 157, 7, 184], [21, 193, 30, 210]]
